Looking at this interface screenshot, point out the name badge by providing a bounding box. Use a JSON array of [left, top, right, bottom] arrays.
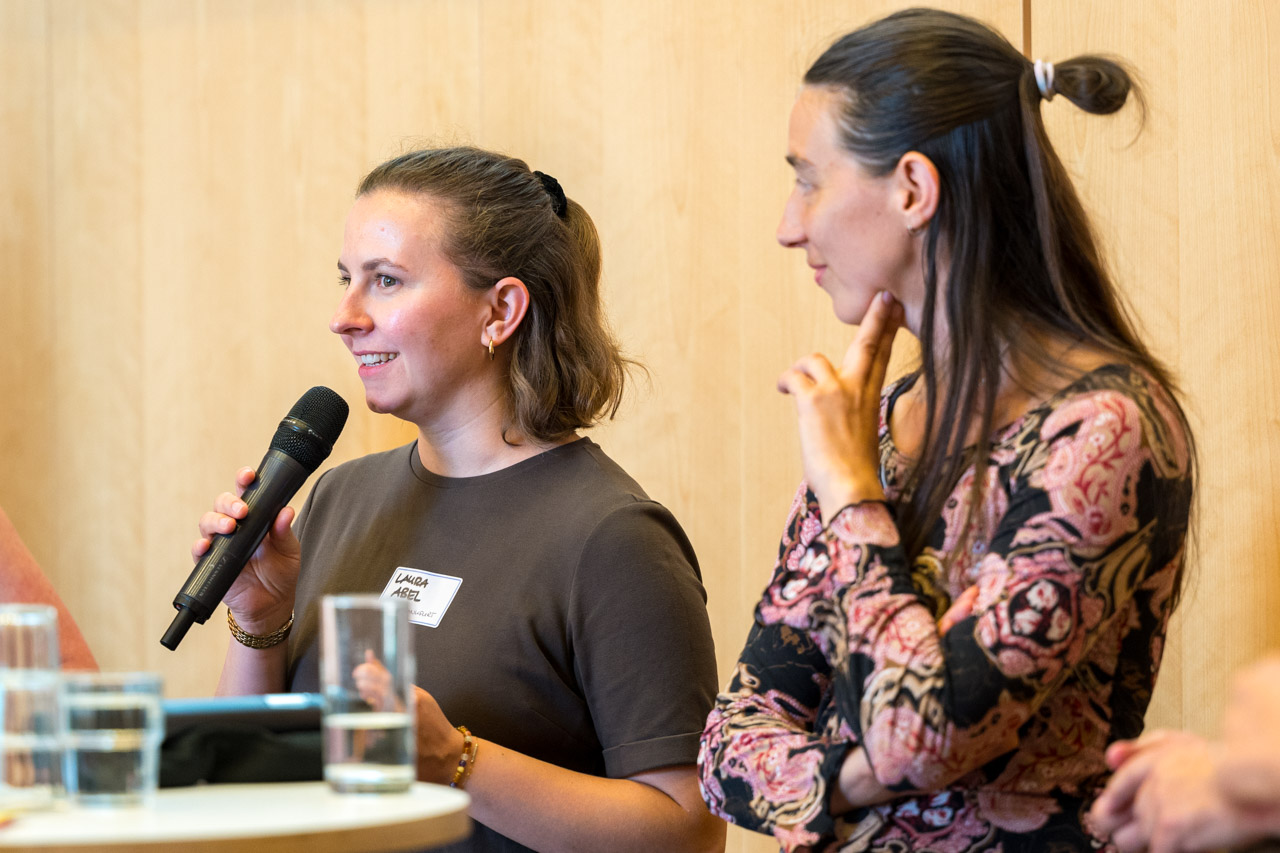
[[380, 567, 462, 628]]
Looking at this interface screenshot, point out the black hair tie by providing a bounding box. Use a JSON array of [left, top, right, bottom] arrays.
[[533, 170, 569, 220]]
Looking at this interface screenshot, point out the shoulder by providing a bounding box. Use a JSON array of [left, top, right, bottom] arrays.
[[555, 444, 703, 585], [536, 438, 652, 500], [999, 364, 1193, 554], [511, 438, 674, 526], [568, 499, 711, 655], [1031, 364, 1192, 475]]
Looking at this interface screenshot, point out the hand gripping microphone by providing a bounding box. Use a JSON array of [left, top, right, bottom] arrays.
[[160, 386, 349, 650]]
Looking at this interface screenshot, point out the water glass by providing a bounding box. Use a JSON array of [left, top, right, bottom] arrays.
[[61, 672, 164, 807], [320, 594, 416, 793], [0, 604, 62, 811]]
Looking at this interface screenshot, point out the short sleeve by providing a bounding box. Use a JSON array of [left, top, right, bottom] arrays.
[[568, 499, 719, 778]]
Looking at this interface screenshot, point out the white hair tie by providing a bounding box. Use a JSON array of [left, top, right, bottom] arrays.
[[1033, 59, 1055, 101]]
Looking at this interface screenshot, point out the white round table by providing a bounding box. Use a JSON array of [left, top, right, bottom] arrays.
[[0, 782, 470, 852]]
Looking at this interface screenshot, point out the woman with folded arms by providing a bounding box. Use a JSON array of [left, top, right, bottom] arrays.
[[699, 9, 1195, 851]]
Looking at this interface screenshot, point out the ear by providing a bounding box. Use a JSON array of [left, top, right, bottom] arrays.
[[893, 151, 940, 233], [481, 276, 530, 349]]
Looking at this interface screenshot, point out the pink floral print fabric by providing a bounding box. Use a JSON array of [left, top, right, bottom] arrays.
[[699, 365, 1193, 852]]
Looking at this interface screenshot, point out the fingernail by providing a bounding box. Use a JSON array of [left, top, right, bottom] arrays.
[[881, 291, 893, 304], [234, 501, 246, 514]]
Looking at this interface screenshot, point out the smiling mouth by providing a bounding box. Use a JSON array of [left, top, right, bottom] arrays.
[[358, 353, 397, 365]]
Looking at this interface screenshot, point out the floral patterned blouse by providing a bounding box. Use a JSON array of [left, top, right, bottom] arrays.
[[699, 364, 1193, 852]]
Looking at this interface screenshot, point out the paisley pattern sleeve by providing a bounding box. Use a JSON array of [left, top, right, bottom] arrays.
[[698, 484, 856, 849], [698, 374, 1192, 851]]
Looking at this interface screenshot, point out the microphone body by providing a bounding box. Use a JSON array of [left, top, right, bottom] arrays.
[[161, 387, 348, 650]]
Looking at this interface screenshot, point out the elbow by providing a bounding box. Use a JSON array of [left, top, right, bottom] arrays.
[[682, 812, 728, 853], [683, 773, 730, 853]]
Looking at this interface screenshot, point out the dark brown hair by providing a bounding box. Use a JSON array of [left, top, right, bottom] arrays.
[[358, 147, 634, 444], [806, 8, 1194, 595]]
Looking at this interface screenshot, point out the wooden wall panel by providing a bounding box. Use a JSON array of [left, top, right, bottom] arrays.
[[1032, 0, 1186, 732], [0, 2, 56, 580], [28, 1, 1280, 850], [1033, 0, 1280, 737], [1172, 0, 1280, 735], [44, 0, 148, 668]]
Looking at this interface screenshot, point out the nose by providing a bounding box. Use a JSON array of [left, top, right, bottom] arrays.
[[329, 284, 372, 337], [776, 190, 805, 248]]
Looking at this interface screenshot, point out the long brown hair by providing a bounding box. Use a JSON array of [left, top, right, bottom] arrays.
[[805, 9, 1195, 593], [358, 147, 635, 444]]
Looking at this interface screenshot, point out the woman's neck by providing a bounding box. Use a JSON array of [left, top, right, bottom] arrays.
[[892, 331, 1117, 460], [413, 399, 576, 478]]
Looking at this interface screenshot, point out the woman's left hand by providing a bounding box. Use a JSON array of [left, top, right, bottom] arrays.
[[412, 686, 466, 785], [778, 291, 904, 518]]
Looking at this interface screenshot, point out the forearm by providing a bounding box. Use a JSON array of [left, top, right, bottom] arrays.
[[831, 747, 896, 812], [699, 696, 847, 846], [214, 624, 290, 696], [464, 743, 724, 853]]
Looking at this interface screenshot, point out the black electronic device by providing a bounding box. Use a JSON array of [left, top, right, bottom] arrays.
[[160, 386, 349, 650]]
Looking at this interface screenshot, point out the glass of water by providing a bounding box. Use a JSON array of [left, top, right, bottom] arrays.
[[320, 594, 416, 793], [0, 604, 62, 811], [60, 671, 164, 807]]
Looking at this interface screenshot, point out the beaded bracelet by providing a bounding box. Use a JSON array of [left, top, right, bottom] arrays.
[[450, 725, 479, 789], [226, 608, 294, 649]]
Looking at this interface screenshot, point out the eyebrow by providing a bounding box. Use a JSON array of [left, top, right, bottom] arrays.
[[336, 258, 410, 274], [785, 154, 812, 172]]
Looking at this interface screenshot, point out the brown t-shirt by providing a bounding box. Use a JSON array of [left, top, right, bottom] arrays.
[[285, 439, 717, 851]]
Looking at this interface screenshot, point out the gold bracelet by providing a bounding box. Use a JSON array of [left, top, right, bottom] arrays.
[[450, 726, 479, 789], [226, 608, 294, 649]]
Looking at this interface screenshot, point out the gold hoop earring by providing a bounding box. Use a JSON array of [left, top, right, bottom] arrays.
[[487, 339, 495, 360]]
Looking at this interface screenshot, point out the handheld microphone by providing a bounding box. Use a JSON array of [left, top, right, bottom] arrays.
[[160, 386, 349, 651]]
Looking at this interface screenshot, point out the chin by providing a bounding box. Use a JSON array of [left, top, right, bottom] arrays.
[[833, 296, 876, 326], [361, 392, 392, 415]]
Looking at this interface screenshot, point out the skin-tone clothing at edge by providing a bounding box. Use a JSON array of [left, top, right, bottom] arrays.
[[0, 505, 97, 671]]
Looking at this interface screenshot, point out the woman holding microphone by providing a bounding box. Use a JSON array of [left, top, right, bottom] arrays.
[[195, 147, 724, 853]]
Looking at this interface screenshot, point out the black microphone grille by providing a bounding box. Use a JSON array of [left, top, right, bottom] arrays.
[[269, 386, 350, 470], [288, 386, 349, 441]]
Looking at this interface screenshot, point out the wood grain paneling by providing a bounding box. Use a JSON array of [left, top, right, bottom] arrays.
[[0, 2, 56, 570], [1033, 0, 1280, 737], [43, 0, 147, 667], [1172, 0, 1280, 735], [9, 1, 1273, 848]]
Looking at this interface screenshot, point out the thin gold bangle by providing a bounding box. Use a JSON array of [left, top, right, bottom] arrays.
[[226, 608, 294, 649]]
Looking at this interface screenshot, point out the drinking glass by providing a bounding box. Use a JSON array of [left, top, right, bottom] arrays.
[[61, 671, 164, 807], [0, 604, 62, 810], [320, 595, 416, 793]]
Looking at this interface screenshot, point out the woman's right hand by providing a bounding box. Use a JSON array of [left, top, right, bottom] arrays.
[[192, 466, 301, 633], [777, 291, 903, 518]]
